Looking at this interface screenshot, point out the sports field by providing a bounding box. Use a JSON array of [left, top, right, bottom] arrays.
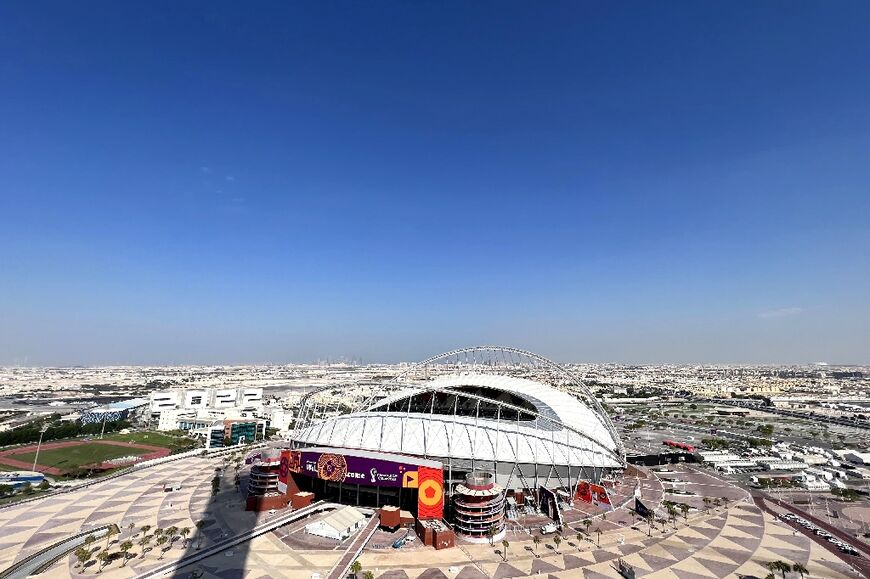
[[104, 431, 197, 451], [0, 439, 172, 475], [9, 444, 152, 471]]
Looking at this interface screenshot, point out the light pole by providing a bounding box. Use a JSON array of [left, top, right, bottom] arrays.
[[32, 425, 49, 472]]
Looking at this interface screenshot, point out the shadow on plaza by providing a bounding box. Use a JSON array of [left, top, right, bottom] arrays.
[[170, 453, 256, 579]]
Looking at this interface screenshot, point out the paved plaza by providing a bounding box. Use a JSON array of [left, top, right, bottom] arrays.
[[1, 459, 866, 578]]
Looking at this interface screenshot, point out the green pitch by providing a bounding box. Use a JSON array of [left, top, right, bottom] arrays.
[[10, 443, 152, 470]]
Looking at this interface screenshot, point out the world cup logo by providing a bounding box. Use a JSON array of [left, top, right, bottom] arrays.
[[316, 453, 348, 482]]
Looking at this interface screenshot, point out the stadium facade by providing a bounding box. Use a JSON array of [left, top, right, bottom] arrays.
[[284, 347, 625, 534]]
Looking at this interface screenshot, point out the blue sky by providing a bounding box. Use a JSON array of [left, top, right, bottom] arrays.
[[1, 2, 868, 365]]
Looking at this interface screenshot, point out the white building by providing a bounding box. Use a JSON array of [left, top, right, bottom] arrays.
[[305, 507, 366, 541], [149, 387, 265, 431], [211, 388, 239, 408], [184, 390, 209, 410]]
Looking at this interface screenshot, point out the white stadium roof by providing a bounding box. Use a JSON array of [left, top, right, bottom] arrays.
[[293, 371, 624, 469]]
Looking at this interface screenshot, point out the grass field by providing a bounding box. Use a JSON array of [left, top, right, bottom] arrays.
[[104, 431, 191, 448], [9, 443, 153, 470], [0, 463, 20, 472]]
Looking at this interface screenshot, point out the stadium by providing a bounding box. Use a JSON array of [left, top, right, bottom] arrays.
[[281, 347, 626, 540]]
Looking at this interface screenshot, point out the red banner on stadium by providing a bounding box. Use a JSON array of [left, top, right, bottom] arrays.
[[278, 450, 291, 494], [576, 480, 592, 503], [590, 483, 613, 511], [416, 466, 444, 520]]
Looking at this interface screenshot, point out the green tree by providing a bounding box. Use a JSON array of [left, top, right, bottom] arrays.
[[140, 524, 152, 536], [180, 526, 191, 546], [38, 479, 50, 490], [156, 535, 168, 559], [350, 560, 362, 579], [362, 572, 375, 579], [792, 562, 808, 578], [74, 547, 91, 569], [119, 540, 133, 566], [96, 550, 110, 573], [765, 560, 792, 579], [679, 503, 689, 521], [0, 484, 12, 496], [104, 526, 118, 550], [138, 534, 151, 558], [501, 539, 509, 561], [576, 532, 583, 550], [533, 534, 541, 557], [582, 518, 592, 534], [553, 533, 562, 554], [666, 503, 678, 529]]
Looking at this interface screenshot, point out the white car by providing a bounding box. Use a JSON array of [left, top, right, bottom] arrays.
[[540, 522, 559, 535]]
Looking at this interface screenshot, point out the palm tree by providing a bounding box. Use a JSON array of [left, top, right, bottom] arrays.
[[576, 532, 583, 550], [702, 497, 711, 512], [96, 550, 110, 573], [74, 547, 91, 569], [666, 503, 678, 529], [119, 540, 133, 566], [195, 520, 206, 549], [362, 572, 375, 579], [533, 534, 541, 557], [713, 497, 722, 510], [156, 535, 168, 559], [180, 526, 191, 547], [104, 526, 118, 550], [646, 514, 654, 537], [501, 539, 509, 561], [595, 527, 601, 547], [138, 535, 152, 558], [487, 525, 497, 546], [765, 560, 792, 579], [679, 503, 689, 521], [553, 533, 562, 554], [350, 560, 362, 579], [582, 518, 592, 534], [792, 562, 808, 578], [140, 524, 152, 536]]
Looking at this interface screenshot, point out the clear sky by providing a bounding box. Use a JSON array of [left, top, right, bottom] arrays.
[[1, 2, 869, 366]]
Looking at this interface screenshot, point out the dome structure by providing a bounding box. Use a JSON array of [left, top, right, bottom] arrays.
[[291, 346, 624, 490]]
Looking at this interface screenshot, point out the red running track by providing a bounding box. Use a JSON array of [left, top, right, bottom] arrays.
[[0, 439, 171, 475]]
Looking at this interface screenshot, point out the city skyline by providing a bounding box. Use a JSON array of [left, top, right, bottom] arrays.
[[2, 2, 869, 366]]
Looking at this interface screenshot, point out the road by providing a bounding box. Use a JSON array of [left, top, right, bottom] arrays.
[[752, 490, 870, 578]]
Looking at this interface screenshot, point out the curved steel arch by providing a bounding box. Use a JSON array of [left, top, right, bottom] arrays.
[[293, 346, 625, 462], [365, 345, 624, 457]]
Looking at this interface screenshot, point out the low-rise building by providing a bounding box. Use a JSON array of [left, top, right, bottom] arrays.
[[305, 507, 366, 541]]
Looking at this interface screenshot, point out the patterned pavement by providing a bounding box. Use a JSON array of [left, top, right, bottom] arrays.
[[3, 462, 866, 579]]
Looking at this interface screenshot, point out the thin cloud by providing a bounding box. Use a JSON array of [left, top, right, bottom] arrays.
[[758, 307, 805, 319], [225, 175, 235, 182]]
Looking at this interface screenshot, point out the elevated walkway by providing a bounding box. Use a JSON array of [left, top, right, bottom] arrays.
[[0, 525, 113, 579], [325, 515, 380, 579]]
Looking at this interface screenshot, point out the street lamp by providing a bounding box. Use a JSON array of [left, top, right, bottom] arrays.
[[32, 424, 49, 472]]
